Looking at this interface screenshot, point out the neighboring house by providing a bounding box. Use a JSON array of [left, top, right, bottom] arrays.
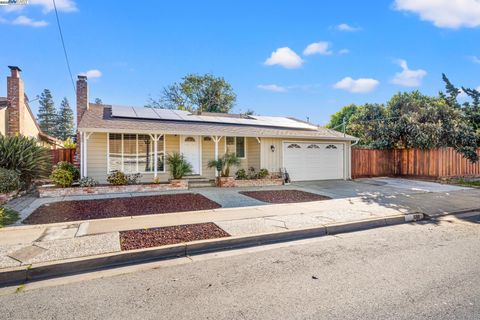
[[76, 76, 358, 183], [1, 66, 62, 148]]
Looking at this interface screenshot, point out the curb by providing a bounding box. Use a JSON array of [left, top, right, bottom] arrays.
[[0, 213, 424, 287]]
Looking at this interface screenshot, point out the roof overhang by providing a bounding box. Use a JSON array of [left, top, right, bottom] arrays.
[[78, 127, 358, 141]]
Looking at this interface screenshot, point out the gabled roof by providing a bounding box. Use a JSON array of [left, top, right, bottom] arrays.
[[79, 104, 357, 141]]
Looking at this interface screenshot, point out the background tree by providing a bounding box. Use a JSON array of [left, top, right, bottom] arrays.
[[37, 89, 57, 137], [94, 98, 103, 104], [56, 97, 75, 140], [146, 74, 236, 113], [326, 104, 358, 131]]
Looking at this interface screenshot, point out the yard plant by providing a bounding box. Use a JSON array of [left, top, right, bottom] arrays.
[[55, 161, 80, 181], [0, 206, 19, 227], [0, 168, 21, 193], [0, 135, 52, 189], [166, 153, 193, 179], [208, 153, 240, 177], [50, 168, 74, 188]]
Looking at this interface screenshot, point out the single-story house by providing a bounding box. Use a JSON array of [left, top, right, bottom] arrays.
[[1, 66, 63, 148], [76, 76, 358, 183]]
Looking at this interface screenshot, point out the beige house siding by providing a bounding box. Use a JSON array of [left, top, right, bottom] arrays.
[[22, 105, 41, 139], [261, 138, 352, 179], [247, 137, 261, 171], [0, 108, 6, 136]]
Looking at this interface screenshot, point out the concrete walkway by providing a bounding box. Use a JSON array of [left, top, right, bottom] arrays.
[[1, 185, 479, 270]]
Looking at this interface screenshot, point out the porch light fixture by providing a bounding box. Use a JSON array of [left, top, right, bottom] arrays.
[[270, 145, 275, 152]]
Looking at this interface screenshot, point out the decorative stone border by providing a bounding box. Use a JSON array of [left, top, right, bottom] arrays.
[[216, 177, 284, 188], [233, 178, 284, 187], [0, 191, 19, 205], [38, 180, 189, 198]]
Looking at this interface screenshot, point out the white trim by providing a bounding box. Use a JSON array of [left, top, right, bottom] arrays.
[[78, 127, 357, 141], [106, 132, 110, 173]]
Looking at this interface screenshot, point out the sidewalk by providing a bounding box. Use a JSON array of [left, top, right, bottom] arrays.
[[1, 188, 479, 276]]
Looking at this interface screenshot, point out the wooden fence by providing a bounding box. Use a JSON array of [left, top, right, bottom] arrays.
[[351, 148, 480, 179], [50, 148, 76, 165]]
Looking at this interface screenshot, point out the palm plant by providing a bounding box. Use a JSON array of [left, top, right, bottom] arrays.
[[0, 135, 52, 189], [208, 153, 241, 177], [166, 152, 193, 179]]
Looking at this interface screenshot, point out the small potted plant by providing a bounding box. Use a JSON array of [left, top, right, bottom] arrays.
[[208, 153, 240, 187], [166, 152, 192, 188]]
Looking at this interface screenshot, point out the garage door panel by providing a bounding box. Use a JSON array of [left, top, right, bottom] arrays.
[[283, 142, 344, 181]]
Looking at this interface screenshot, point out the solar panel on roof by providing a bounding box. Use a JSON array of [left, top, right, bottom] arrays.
[[111, 105, 318, 130]]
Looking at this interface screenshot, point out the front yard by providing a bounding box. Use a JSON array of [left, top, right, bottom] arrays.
[[23, 193, 221, 224]]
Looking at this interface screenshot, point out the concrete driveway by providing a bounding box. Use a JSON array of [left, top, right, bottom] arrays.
[[195, 177, 469, 208]]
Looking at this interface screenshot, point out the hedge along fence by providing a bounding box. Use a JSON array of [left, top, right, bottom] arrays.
[[351, 148, 480, 179], [50, 148, 76, 165]]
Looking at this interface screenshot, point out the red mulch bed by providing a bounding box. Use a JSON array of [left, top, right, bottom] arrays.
[[120, 223, 230, 251], [240, 190, 331, 204], [23, 193, 221, 225]]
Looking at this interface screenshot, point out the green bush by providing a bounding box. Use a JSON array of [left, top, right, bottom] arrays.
[[235, 168, 247, 180], [55, 161, 80, 181], [50, 168, 74, 188], [0, 168, 20, 193], [207, 153, 240, 177], [257, 168, 270, 179], [79, 177, 98, 187], [0, 206, 19, 227], [0, 135, 51, 189], [107, 170, 129, 185], [166, 153, 193, 179]]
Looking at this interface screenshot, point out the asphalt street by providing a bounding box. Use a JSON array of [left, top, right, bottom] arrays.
[[1, 213, 479, 320]]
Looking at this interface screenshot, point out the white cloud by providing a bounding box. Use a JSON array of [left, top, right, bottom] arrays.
[[470, 56, 480, 64], [476, 86, 480, 92], [391, 59, 427, 87], [303, 42, 332, 56], [339, 49, 350, 55], [264, 47, 304, 69], [12, 15, 48, 27], [336, 23, 361, 32], [257, 84, 288, 93], [394, 0, 480, 28], [334, 77, 379, 93], [30, 0, 78, 13], [80, 69, 102, 79]]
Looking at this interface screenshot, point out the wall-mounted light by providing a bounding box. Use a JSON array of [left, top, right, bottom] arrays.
[[270, 145, 275, 152]]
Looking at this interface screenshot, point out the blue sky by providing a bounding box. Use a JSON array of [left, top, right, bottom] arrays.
[[1, 0, 479, 125]]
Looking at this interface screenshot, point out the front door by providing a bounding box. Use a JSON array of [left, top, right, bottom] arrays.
[[180, 135, 200, 174]]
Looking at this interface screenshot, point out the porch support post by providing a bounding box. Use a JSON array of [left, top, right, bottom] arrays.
[[150, 134, 163, 178], [83, 132, 92, 178], [211, 135, 222, 177], [80, 132, 84, 178]]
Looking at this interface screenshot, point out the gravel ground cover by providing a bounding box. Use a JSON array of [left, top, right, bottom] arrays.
[[240, 190, 331, 204]]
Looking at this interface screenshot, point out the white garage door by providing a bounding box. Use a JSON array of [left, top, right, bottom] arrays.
[[283, 142, 344, 181]]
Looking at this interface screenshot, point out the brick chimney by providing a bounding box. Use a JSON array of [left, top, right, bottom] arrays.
[[6, 66, 25, 136], [76, 75, 88, 126], [75, 75, 88, 170]]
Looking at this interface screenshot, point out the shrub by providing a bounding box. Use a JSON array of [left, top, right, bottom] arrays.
[[79, 177, 98, 187], [235, 168, 247, 180], [107, 170, 129, 186], [50, 168, 74, 188], [0, 135, 51, 189], [0, 206, 19, 227], [127, 173, 142, 185], [63, 137, 77, 148], [153, 176, 161, 184], [257, 168, 270, 179], [166, 153, 193, 179], [0, 168, 20, 193], [55, 161, 80, 181], [208, 153, 240, 177]]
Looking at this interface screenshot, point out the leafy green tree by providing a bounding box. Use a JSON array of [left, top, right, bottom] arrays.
[[94, 98, 103, 104], [37, 89, 58, 136], [326, 104, 358, 132], [147, 74, 236, 113], [56, 97, 75, 140]]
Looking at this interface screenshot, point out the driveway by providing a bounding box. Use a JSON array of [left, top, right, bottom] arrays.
[[196, 177, 469, 208]]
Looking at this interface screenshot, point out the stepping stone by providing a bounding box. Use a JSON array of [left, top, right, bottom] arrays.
[[8, 245, 46, 263]]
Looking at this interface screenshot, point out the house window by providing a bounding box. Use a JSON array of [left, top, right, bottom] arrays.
[[108, 133, 165, 173], [225, 136, 246, 158], [287, 143, 301, 149], [185, 136, 196, 142], [326, 144, 338, 150], [307, 144, 320, 149]]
